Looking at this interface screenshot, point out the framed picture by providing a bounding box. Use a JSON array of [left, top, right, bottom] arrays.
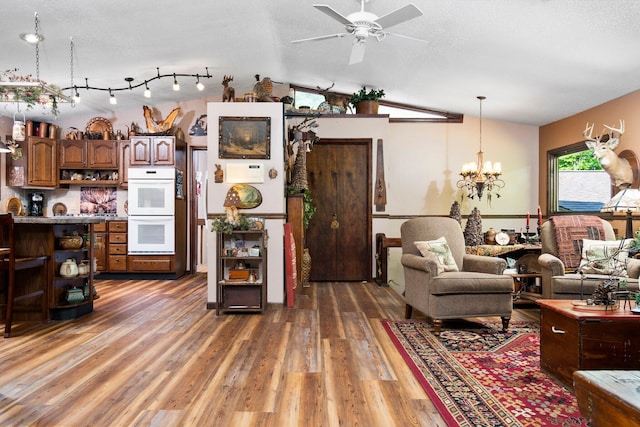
[[219, 116, 271, 159]]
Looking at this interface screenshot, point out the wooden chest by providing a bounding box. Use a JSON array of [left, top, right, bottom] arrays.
[[538, 299, 640, 389], [573, 370, 640, 427]]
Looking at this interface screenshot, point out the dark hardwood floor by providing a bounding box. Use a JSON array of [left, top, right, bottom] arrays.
[[0, 273, 540, 426]]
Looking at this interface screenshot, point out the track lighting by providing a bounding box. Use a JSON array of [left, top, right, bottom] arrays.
[[173, 74, 180, 91], [62, 67, 212, 105], [109, 89, 117, 105], [196, 75, 205, 91], [72, 87, 81, 103]]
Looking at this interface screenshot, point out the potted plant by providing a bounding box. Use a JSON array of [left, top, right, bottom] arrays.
[[350, 86, 385, 114]]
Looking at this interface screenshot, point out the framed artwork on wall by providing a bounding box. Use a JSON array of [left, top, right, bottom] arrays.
[[219, 116, 271, 159]]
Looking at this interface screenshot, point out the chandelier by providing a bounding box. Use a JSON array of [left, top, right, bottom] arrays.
[[457, 96, 504, 201]]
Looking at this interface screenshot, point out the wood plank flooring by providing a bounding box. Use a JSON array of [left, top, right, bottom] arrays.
[[0, 273, 540, 426]]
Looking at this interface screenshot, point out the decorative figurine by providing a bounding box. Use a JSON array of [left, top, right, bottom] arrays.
[[142, 105, 181, 133], [222, 75, 235, 102], [214, 164, 224, 183]]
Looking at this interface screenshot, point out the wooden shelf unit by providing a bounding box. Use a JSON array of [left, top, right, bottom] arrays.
[[216, 230, 267, 315]]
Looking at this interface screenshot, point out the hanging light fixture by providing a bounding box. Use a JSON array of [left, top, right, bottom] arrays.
[[195, 75, 205, 91], [62, 67, 212, 104], [457, 96, 505, 202], [0, 12, 72, 115], [172, 73, 180, 91], [109, 89, 117, 105]]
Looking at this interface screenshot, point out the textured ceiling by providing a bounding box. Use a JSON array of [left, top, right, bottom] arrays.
[[3, 0, 640, 126]]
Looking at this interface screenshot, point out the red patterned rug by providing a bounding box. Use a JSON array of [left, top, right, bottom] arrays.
[[382, 320, 588, 427]]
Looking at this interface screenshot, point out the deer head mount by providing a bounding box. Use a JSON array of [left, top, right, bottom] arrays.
[[583, 119, 633, 190]]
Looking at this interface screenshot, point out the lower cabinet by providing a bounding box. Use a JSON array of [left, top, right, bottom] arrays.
[[108, 220, 128, 271]]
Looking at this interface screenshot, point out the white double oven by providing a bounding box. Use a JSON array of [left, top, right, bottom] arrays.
[[127, 168, 175, 254]]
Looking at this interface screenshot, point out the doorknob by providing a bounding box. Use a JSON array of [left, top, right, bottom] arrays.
[[330, 214, 340, 229]]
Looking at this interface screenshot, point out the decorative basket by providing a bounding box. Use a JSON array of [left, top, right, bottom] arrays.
[[59, 233, 84, 250]]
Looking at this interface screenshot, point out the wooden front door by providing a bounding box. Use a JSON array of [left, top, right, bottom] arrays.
[[305, 138, 372, 281]]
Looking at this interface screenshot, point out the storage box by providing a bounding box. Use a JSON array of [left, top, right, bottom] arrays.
[[229, 269, 250, 280]]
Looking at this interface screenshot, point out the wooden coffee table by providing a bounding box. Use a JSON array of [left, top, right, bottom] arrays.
[[537, 299, 640, 389]]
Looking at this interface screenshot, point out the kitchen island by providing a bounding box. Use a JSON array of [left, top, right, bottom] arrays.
[[13, 216, 104, 321]]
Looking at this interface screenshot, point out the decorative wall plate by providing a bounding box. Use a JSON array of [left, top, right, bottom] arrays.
[[85, 117, 113, 137], [52, 202, 68, 216], [6, 197, 23, 216]]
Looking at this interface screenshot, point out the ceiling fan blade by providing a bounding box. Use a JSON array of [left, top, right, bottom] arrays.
[[385, 32, 429, 44], [374, 3, 423, 29], [349, 41, 366, 65], [291, 33, 348, 43], [313, 4, 354, 26]]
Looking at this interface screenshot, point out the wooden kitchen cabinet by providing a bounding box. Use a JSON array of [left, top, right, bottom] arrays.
[[59, 139, 118, 169], [107, 220, 128, 271], [118, 140, 130, 188], [129, 136, 175, 166], [28, 137, 58, 187], [58, 139, 119, 186]]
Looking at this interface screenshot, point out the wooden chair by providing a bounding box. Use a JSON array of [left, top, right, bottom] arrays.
[[0, 213, 48, 338]]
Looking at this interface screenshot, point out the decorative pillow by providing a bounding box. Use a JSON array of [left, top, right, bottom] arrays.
[[414, 237, 459, 274], [579, 238, 631, 276]]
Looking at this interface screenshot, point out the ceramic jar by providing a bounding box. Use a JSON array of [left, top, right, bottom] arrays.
[[78, 260, 90, 276], [65, 286, 85, 304], [60, 259, 79, 278]]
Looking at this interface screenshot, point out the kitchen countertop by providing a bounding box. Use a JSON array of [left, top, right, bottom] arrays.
[[13, 216, 113, 224]]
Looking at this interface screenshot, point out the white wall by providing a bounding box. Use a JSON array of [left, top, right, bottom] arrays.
[[307, 115, 539, 296], [206, 103, 285, 304]]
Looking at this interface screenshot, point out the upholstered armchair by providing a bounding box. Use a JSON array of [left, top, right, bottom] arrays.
[[538, 215, 640, 299], [400, 217, 514, 336]]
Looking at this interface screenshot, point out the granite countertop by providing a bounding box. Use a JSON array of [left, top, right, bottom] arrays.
[[13, 216, 114, 224]]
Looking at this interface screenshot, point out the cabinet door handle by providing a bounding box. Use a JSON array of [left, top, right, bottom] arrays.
[[551, 326, 565, 334]]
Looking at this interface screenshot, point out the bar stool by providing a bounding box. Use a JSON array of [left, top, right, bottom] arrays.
[[0, 213, 48, 338]]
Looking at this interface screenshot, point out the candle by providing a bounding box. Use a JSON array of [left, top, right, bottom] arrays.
[[537, 206, 542, 225], [526, 212, 530, 227]]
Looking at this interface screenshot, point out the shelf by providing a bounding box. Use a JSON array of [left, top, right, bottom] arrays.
[[59, 180, 119, 186]]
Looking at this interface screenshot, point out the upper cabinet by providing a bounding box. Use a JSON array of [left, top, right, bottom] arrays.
[[6, 137, 57, 188], [28, 137, 58, 188], [58, 139, 119, 186], [130, 137, 175, 166], [59, 140, 118, 169]]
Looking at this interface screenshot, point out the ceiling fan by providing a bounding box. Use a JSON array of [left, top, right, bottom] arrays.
[[291, 0, 426, 64]]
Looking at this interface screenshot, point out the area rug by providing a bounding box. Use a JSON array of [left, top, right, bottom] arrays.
[[382, 320, 587, 427]]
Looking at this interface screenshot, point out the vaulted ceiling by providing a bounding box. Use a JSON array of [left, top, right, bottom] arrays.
[[3, 0, 640, 126]]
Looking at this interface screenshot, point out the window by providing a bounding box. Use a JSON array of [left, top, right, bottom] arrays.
[[548, 142, 611, 213], [288, 84, 462, 123]]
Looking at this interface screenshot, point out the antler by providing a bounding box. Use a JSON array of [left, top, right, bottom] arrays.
[[583, 122, 597, 142], [603, 119, 625, 137]]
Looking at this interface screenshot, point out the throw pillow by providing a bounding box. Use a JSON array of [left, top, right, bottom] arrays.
[[579, 238, 631, 276], [414, 237, 459, 274]]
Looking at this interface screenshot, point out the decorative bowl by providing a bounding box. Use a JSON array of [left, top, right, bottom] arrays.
[[59, 234, 84, 250]]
